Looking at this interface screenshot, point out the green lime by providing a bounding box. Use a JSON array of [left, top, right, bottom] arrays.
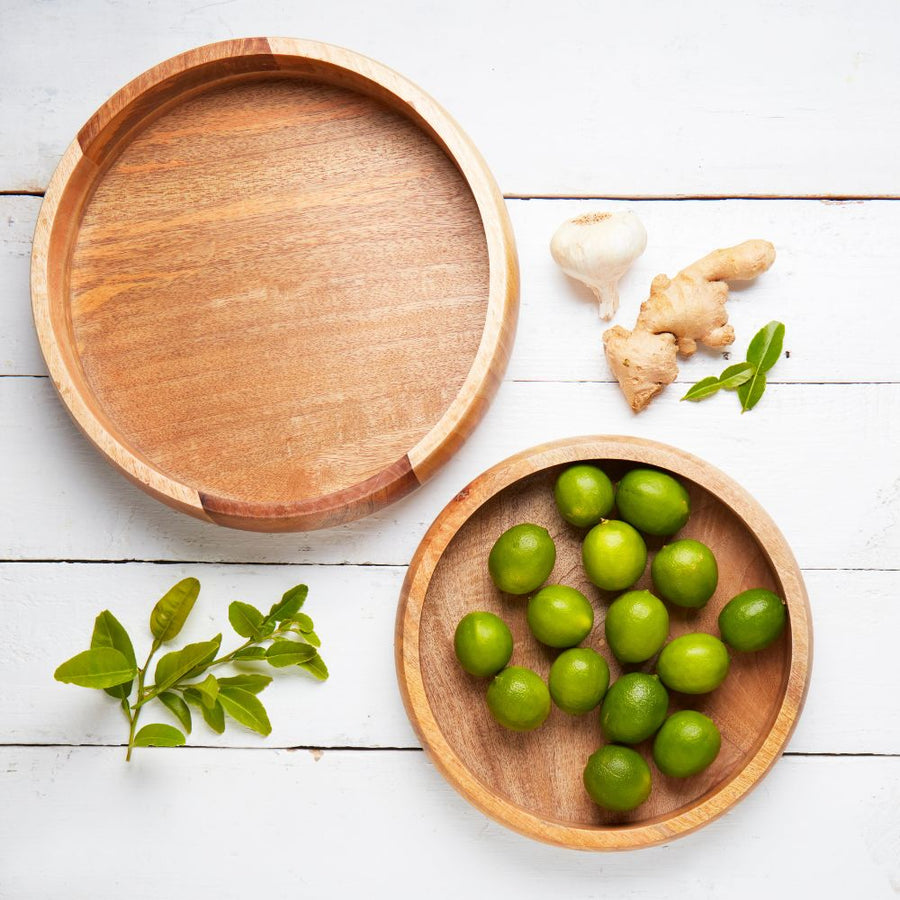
[[583, 745, 652, 812], [486, 666, 551, 732], [582, 520, 647, 591], [527, 585, 594, 648], [549, 648, 610, 715], [453, 611, 513, 677], [657, 633, 730, 694], [599, 672, 668, 744], [718, 588, 787, 651], [653, 710, 721, 777], [604, 590, 670, 663], [606, 591, 669, 663], [488, 523, 556, 595], [616, 468, 691, 536], [651, 539, 718, 609], [553, 464, 615, 528]]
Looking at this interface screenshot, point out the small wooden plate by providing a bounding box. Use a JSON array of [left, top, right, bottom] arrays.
[[396, 436, 812, 850], [31, 38, 517, 531]]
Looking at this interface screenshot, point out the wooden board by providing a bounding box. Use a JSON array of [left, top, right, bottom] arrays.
[[2, 562, 894, 754], [4, 4, 899, 894], [2, 378, 897, 569], [4, 0, 900, 198], [11, 196, 900, 383], [396, 437, 812, 849], [0, 750, 896, 898], [30, 38, 517, 531]]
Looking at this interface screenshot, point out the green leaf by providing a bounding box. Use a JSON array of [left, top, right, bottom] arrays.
[[91, 610, 136, 699], [157, 691, 192, 733], [183, 691, 226, 734], [278, 620, 315, 642], [718, 362, 755, 390], [54, 648, 137, 689], [303, 630, 322, 649], [298, 653, 329, 681], [228, 601, 265, 639], [202, 700, 226, 734], [233, 646, 267, 661], [150, 578, 200, 643], [184, 634, 222, 679], [133, 723, 185, 748], [265, 640, 317, 668], [293, 613, 314, 634], [192, 674, 219, 710], [746, 321, 785, 374], [217, 674, 272, 694], [91, 610, 136, 664], [680, 376, 721, 402], [153, 650, 180, 689], [152, 637, 221, 695], [218, 687, 271, 736], [739, 370, 767, 412], [268, 585, 308, 622]]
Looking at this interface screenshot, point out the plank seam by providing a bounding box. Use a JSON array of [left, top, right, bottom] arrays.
[[503, 194, 900, 201], [4, 190, 900, 201], [0, 558, 406, 567], [0, 743, 895, 757], [0, 560, 896, 572], [3, 374, 900, 386]]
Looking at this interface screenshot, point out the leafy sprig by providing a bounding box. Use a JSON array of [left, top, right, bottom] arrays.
[[54, 579, 328, 760], [681, 321, 785, 412]]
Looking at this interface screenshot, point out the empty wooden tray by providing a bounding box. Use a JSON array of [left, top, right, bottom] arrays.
[[31, 38, 517, 531], [396, 436, 812, 850]]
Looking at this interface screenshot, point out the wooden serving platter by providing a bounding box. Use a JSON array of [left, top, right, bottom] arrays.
[[396, 436, 812, 850], [31, 38, 517, 531]]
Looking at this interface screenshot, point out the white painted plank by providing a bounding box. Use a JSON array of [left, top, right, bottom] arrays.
[[1, 378, 897, 569], [5, 194, 900, 382], [2, 0, 899, 196], [1, 562, 416, 751], [0, 197, 43, 376], [509, 198, 900, 384], [0, 749, 896, 898], [1, 563, 896, 754]]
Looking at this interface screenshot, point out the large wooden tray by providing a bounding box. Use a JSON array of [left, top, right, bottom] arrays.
[[396, 437, 812, 850], [31, 38, 517, 531]]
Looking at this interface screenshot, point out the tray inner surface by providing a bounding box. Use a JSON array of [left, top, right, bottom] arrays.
[[69, 75, 489, 504], [419, 463, 791, 828]]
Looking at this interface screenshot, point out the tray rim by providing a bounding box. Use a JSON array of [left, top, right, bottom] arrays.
[[394, 435, 813, 851], [30, 36, 518, 532]]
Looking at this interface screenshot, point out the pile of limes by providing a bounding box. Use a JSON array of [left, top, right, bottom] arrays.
[[453, 464, 787, 813]]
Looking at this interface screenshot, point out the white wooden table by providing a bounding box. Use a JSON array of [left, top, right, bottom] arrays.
[[2, 1, 898, 896]]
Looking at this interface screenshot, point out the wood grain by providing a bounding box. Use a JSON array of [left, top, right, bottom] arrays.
[[31, 38, 518, 531], [0, 562, 893, 753], [4, 4, 897, 893], [396, 437, 812, 849], [10, 195, 900, 383], [1, 750, 896, 899], [4, 0, 900, 197], [2, 378, 897, 568]]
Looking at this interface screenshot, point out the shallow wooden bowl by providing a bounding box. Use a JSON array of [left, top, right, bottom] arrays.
[[31, 38, 517, 531], [396, 436, 812, 850]]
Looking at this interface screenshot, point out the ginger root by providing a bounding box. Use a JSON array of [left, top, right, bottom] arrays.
[[604, 240, 775, 411], [603, 327, 678, 413]]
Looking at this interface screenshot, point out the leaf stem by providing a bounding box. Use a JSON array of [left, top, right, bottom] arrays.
[[134, 636, 258, 711], [205, 638, 255, 670], [126, 639, 160, 761]]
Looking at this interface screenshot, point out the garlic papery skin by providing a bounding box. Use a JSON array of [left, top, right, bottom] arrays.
[[550, 211, 648, 319]]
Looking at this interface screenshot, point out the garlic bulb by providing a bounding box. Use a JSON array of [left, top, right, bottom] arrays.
[[550, 211, 647, 319]]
